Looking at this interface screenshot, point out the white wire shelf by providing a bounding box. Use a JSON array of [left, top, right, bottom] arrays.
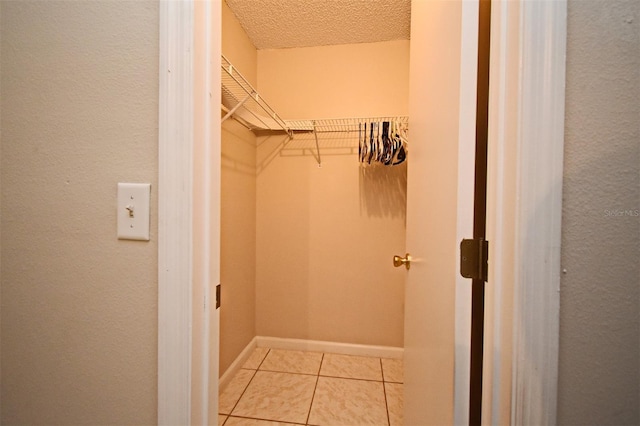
[[285, 116, 409, 134], [221, 55, 409, 167], [221, 54, 290, 133]]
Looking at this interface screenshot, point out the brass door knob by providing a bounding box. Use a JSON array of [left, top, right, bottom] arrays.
[[393, 253, 411, 270]]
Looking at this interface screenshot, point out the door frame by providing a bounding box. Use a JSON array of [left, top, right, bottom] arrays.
[[157, 0, 566, 424], [157, 1, 221, 425], [157, 1, 194, 424], [505, 1, 566, 423]]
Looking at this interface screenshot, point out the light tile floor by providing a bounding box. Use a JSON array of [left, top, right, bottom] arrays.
[[219, 348, 404, 426]]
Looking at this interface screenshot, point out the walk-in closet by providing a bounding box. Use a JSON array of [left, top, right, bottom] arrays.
[[219, 1, 410, 424]]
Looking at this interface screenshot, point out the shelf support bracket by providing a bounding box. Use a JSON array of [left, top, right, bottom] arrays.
[[312, 121, 322, 167], [221, 92, 252, 123]]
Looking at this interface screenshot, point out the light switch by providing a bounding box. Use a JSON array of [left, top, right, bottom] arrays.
[[117, 183, 151, 241]]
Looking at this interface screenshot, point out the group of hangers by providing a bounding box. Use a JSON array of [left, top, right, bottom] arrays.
[[358, 121, 408, 166]]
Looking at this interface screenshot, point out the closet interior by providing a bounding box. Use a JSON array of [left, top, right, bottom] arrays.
[[220, 0, 410, 384]]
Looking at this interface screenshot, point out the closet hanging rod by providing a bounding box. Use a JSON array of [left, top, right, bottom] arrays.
[[221, 54, 291, 136]]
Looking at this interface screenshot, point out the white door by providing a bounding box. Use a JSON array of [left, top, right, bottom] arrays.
[[403, 1, 478, 424]]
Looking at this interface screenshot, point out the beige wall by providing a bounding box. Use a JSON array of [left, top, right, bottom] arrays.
[[0, 1, 158, 424], [222, 1, 257, 86], [220, 1, 258, 374], [257, 41, 409, 119], [559, 0, 639, 423], [255, 41, 409, 347]]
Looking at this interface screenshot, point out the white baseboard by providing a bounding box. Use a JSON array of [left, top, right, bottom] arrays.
[[255, 336, 403, 359], [219, 337, 258, 391]]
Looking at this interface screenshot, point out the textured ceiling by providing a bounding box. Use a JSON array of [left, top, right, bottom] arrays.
[[225, 0, 411, 50]]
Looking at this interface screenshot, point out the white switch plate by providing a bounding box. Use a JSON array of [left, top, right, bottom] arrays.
[[117, 183, 151, 241]]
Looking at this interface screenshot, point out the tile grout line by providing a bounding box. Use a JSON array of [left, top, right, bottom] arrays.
[[305, 352, 325, 426], [256, 347, 271, 370], [226, 368, 257, 417], [318, 374, 386, 382], [381, 358, 392, 426], [225, 414, 307, 425], [222, 348, 271, 418]]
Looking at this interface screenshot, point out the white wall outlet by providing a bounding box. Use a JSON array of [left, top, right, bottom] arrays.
[[117, 183, 151, 241]]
